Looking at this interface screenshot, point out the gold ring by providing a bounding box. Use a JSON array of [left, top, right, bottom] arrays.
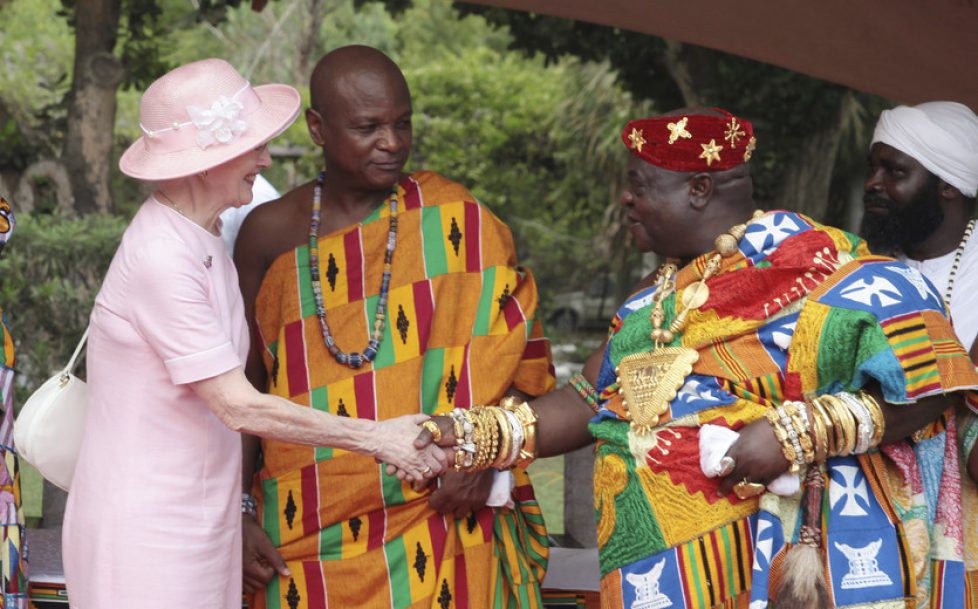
[[421, 466, 432, 476], [422, 420, 443, 442], [732, 478, 766, 500]]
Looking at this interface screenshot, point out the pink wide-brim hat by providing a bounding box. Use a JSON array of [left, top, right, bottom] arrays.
[[119, 58, 301, 181]]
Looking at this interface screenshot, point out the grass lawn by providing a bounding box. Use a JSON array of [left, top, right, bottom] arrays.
[[528, 455, 564, 535], [21, 463, 43, 526]]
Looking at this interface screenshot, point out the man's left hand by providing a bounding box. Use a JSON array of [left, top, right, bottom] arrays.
[[428, 469, 495, 518], [717, 417, 791, 497]]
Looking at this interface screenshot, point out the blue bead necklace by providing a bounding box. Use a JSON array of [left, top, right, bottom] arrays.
[[308, 170, 398, 368]]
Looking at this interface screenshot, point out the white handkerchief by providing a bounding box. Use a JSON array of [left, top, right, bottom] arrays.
[[485, 469, 516, 508], [699, 423, 800, 496]]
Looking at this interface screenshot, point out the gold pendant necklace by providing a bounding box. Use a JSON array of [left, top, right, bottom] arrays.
[[616, 210, 763, 435]]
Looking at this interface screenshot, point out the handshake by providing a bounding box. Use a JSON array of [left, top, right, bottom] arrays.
[[375, 399, 539, 482]]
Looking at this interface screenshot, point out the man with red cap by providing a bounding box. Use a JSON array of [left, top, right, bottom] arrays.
[[418, 107, 978, 608]]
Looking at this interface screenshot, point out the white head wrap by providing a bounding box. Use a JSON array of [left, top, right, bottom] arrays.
[[872, 101, 978, 198]]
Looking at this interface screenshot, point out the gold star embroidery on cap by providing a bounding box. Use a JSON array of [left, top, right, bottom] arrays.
[[666, 117, 692, 145], [724, 118, 746, 147], [743, 136, 757, 162], [628, 127, 647, 152], [699, 139, 723, 166]]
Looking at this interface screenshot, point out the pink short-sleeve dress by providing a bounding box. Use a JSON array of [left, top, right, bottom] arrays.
[[63, 198, 249, 608]]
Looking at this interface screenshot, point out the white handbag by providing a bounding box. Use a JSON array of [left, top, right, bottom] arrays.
[[14, 327, 89, 491]]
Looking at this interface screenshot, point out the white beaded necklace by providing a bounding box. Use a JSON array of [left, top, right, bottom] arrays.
[[944, 218, 976, 306]]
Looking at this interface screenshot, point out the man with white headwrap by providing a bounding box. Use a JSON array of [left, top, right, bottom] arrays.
[[862, 101, 978, 600], [862, 101, 978, 350]]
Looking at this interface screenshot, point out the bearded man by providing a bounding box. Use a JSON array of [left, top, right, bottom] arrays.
[[861, 100, 978, 598], [861, 101, 978, 354]]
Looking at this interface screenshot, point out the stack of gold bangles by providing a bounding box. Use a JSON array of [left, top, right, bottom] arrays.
[[445, 396, 539, 472], [765, 390, 885, 469]]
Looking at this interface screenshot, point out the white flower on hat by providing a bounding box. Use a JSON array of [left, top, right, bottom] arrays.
[[186, 94, 247, 149]]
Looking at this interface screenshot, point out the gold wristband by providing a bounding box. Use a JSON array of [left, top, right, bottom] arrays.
[[764, 408, 799, 468], [785, 402, 814, 458], [809, 401, 828, 463], [812, 398, 837, 458], [821, 394, 856, 456], [502, 397, 538, 468], [858, 391, 885, 447], [491, 407, 513, 470]]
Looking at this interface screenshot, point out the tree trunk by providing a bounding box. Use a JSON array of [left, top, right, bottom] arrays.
[[14, 159, 74, 213], [62, 0, 124, 215], [661, 40, 701, 107], [772, 91, 855, 221], [293, 0, 330, 87]]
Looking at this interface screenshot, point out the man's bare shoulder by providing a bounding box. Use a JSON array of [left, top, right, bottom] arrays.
[[236, 181, 315, 272]]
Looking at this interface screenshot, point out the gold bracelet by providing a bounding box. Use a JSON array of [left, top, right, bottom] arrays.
[[809, 401, 828, 463], [785, 401, 815, 463], [451, 413, 465, 448], [454, 444, 466, 471], [457, 400, 540, 472], [467, 407, 488, 470], [492, 407, 513, 470], [518, 420, 537, 468], [837, 398, 858, 456], [473, 407, 499, 470], [449, 409, 474, 471], [838, 392, 873, 453], [812, 398, 836, 458], [764, 407, 799, 469], [822, 395, 850, 456], [821, 395, 856, 456], [502, 397, 539, 468], [858, 391, 885, 447]]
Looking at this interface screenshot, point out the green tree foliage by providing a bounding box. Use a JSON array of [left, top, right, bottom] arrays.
[[453, 6, 891, 223], [2, 0, 650, 398], [0, 0, 74, 168], [0, 213, 127, 405], [392, 0, 650, 309]]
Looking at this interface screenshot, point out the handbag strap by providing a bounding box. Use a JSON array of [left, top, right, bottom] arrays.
[[61, 326, 90, 377]]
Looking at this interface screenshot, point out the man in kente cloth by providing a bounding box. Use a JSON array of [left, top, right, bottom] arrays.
[[417, 107, 978, 608], [233, 45, 555, 609]]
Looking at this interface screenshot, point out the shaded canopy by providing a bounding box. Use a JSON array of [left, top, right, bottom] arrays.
[[458, 0, 978, 110]]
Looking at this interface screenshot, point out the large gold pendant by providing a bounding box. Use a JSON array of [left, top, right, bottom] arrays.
[[617, 346, 699, 435]]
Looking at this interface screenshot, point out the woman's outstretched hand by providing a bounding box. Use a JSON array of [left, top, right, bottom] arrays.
[[371, 414, 450, 482]]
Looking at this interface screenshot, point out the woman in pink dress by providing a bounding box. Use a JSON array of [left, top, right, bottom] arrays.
[[61, 59, 447, 609]]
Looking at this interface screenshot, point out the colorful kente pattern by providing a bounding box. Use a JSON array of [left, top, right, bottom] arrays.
[[253, 171, 555, 609], [590, 211, 978, 609], [0, 310, 27, 609]]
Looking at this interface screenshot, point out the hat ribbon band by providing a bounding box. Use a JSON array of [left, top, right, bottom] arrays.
[[139, 82, 261, 154]]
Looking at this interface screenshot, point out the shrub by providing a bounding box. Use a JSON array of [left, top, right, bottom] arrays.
[[0, 212, 127, 406]]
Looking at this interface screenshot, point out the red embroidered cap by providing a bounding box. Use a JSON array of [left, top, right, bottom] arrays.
[[621, 108, 756, 172]]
